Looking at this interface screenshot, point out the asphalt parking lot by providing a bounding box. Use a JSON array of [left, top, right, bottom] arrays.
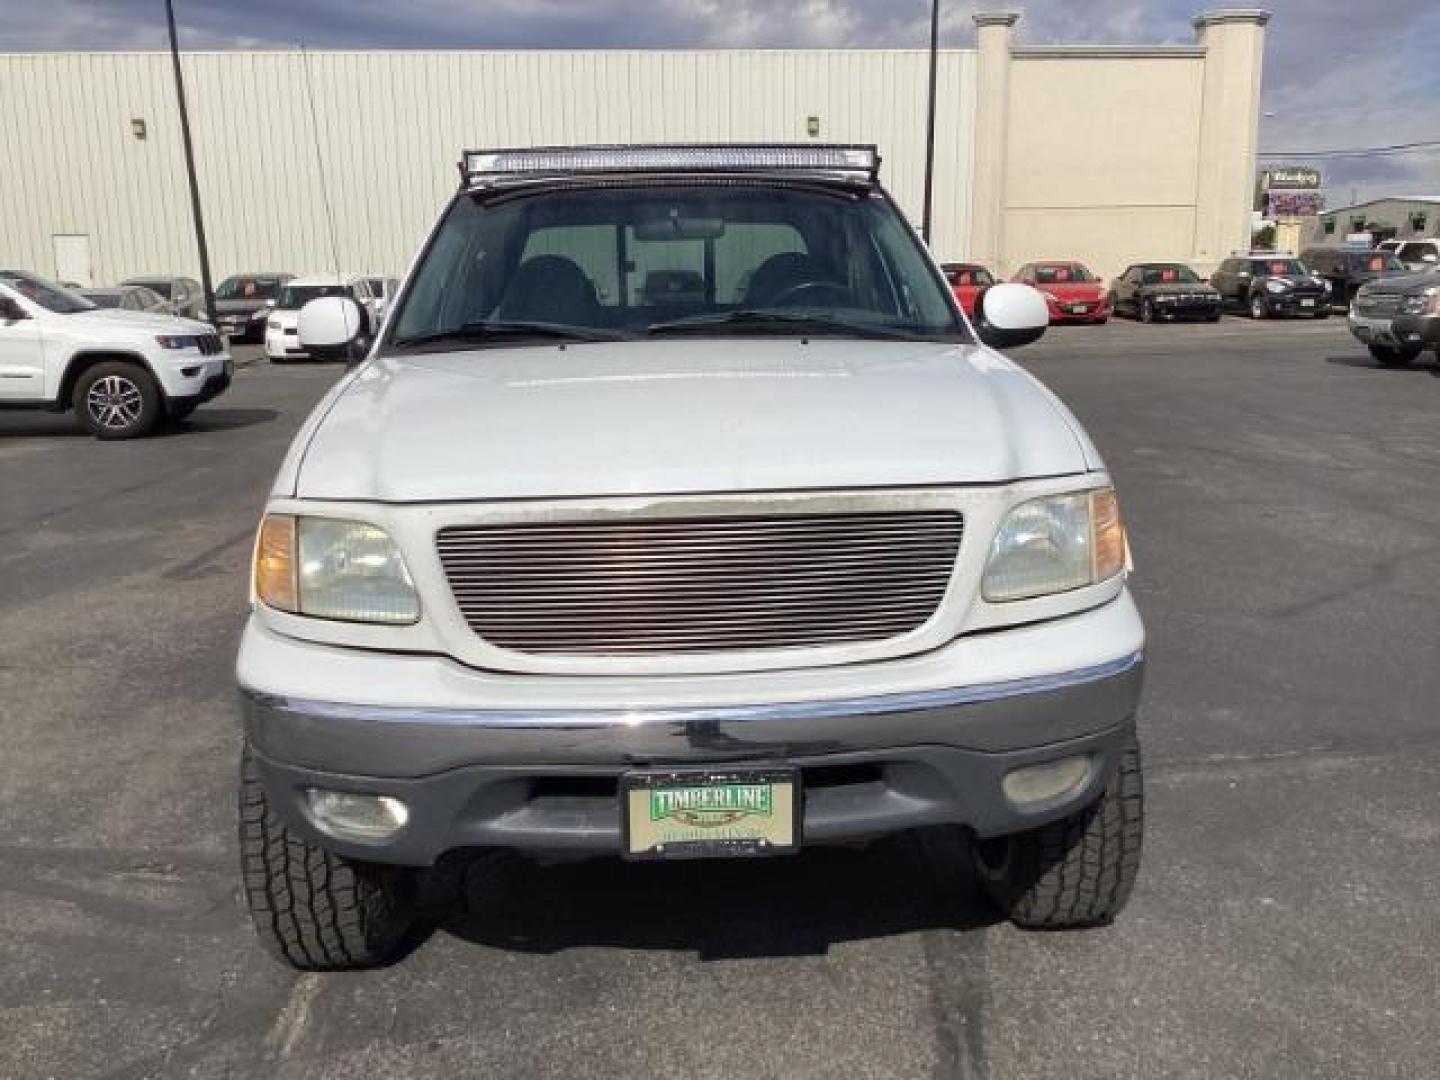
[[2, 316, 1438, 1079]]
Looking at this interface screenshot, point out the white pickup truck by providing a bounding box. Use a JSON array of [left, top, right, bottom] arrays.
[[237, 144, 1145, 970], [0, 270, 231, 438]]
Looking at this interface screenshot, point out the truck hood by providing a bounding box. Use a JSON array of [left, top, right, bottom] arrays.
[[294, 338, 1092, 502]]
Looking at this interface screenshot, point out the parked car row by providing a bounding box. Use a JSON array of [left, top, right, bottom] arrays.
[[943, 248, 1417, 327]]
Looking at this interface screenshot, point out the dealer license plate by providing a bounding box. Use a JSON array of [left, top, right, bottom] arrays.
[[1300, 299, 1315, 308], [622, 767, 799, 860]]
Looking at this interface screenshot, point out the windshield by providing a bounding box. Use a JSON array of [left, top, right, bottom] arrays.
[[125, 278, 173, 299], [1140, 265, 1201, 285], [390, 184, 964, 349], [1348, 253, 1406, 273], [1, 270, 96, 313], [217, 275, 285, 301], [946, 266, 994, 287], [1034, 264, 1095, 284], [275, 284, 351, 310], [1257, 260, 1306, 277]]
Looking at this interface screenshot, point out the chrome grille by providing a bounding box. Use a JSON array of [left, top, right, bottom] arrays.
[[437, 511, 964, 655], [1357, 294, 1400, 318], [197, 333, 224, 355]]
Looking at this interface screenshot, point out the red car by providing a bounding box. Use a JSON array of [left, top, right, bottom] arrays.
[[1012, 261, 1110, 324], [941, 262, 996, 317]]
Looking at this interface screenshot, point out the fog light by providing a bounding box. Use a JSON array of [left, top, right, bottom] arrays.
[[306, 789, 409, 840], [1002, 755, 1092, 807]]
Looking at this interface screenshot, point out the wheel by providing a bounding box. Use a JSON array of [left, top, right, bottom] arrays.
[[72, 361, 163, 439], [1369, 343, 1421, 367], [1105, 292, 1119, 316], [1139, 298, 1155, 324], [973, 737, 1143, 929], [1313, 308, 1330, 320], [1249, 293, 1268, 320], [1207, 313, 1222, 322], [239, 749, 420, 971]]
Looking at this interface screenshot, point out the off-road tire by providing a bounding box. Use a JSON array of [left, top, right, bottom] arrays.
[[973, 737, 1143, 929], [239, 750, 419, 971], [1370, 343, 1420, 367], [72, 360, 163, 439]]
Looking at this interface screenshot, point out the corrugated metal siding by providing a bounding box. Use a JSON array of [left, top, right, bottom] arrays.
[[0, 49, 977, 286]]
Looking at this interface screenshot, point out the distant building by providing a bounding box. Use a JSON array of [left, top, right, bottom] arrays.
[[0, 10, 1270, 285], [1312, 197, 1440, 245]]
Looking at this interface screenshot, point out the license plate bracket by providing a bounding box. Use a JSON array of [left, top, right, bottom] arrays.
[[621, 767, 800, 860]]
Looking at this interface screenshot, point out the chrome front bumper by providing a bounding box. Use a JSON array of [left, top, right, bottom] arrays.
[[242, 649, 1144, 863]]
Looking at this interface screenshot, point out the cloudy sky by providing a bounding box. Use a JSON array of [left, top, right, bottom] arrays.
[[4, 0, 1438, 203]]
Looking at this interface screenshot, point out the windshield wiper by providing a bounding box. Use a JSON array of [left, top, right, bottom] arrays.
[[391, 320, 623, 350], [646, 310, 933, 341]]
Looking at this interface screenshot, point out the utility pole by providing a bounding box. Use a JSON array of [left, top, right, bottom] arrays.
[[920, 0, 940, 245], [165, 0, 217, 325]]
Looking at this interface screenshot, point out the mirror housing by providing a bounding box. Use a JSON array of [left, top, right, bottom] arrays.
[[298, 296, 365, 361], [973, 283, 1048, 350]]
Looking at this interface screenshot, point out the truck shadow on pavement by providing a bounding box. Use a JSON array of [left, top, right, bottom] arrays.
[[422, 828, 1000, 962], [1324, 355, 1440, 376]]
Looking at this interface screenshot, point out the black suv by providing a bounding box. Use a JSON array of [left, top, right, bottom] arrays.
[[1299, 247, 1407, 309], [1210, 254, 1331, 319]]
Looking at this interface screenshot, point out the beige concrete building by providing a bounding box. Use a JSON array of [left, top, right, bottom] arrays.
[[0, 9, 1267, 289]]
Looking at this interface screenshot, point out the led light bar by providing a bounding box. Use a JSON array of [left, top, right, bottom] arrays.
[[459, 144, 881, 190]]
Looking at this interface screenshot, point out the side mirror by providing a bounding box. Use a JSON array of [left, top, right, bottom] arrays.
[[0, 296, 29, 321], [974, 283, 1048, 350], [298, 296, 365, 361]]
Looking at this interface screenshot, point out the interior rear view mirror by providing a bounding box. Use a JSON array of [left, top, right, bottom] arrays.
[[634, 217, 726, 242]]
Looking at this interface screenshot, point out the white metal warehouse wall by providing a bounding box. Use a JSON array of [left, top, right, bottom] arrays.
[[0, 50, 977, 286]]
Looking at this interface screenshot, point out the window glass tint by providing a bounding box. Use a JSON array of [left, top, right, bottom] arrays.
[[1033, 264, 1094, 284], [1141, 265, 1199, 284], [0, 270, 96, 313], [216, 276, 284, 300], [1261, 260, 1304, 276], [130, 279, 173, 298], [392, 185, 964, 345]]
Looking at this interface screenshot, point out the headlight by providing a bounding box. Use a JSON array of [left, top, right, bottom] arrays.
[[255, 514, 420, 624], [982, 488, 1126, 602], [1265, 280, 1287, 294], [249, 308, 269, 321], [155, 334, 199, 349], [1401, 287, 1440, 316]]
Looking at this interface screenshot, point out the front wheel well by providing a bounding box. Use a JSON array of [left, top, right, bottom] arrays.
[[58, 351, 156, 411]]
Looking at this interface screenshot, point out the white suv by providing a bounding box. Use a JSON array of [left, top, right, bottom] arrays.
[[0, 270, 232, 438], [237, 145, 1144, 970], [264, 275, 377, 362]]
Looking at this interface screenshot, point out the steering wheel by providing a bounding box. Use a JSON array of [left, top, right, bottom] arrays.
[[767, 280, 852, 308]]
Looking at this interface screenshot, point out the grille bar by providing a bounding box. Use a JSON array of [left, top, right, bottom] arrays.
[[438, 510, 963, 655]]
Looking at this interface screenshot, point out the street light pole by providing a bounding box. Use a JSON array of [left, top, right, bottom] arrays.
[[921, 0, 940, 245], [164, 0, 217, 325]]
